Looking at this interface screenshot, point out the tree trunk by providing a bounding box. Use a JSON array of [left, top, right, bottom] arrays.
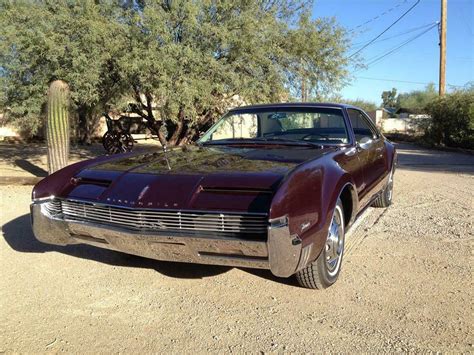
[[129, 89, 169, 148], [174, 111, 215, 146], [168, 109, 185, 146], [77, 105, 90, 145], [77, 105, 101, 145], [176, 126, 191, 145]]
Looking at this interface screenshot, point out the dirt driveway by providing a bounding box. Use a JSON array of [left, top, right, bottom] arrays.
[[1, 143, 473, 352]]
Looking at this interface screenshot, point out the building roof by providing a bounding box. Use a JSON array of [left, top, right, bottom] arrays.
[[382, 107, 398, 115]]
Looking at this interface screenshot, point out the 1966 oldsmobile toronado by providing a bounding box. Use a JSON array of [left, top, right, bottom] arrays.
[[31, 103, 396, 289]]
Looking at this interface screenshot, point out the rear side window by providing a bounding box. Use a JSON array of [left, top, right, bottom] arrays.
[[347, 109, 379, 143]]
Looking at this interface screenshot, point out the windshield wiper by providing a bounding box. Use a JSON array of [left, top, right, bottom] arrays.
[[255, 137, 323, 148], [200, 138, 260, 146], [201, 137, 323, 148]]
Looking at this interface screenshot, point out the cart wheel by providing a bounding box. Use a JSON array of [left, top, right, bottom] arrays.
[[102, 132, 121, 154], [120, 133, 134, 152], [102, 131, 114, 152]]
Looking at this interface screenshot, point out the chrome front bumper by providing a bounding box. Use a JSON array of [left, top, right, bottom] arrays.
[[31, 200, 303, 277]]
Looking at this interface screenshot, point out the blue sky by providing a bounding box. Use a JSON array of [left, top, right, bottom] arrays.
[[312, 0, 474, 104]]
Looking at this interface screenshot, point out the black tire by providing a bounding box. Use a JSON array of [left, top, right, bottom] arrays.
[[372, 166, 394, 208], [296, 198, 345, 289]]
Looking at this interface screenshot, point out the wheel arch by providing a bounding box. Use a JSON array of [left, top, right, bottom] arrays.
[[338, 182, 358, 229]]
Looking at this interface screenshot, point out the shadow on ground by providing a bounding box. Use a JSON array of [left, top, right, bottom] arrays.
[[395, 143, 474, 174], [1, 143, 104, 177], [240, 268, 300, 287], [2, 214, 232, 280], [0, 143, 103, 165], [1, 142, 158, 177], [3, 214, 300, 286], [14, 159, 48, 177]]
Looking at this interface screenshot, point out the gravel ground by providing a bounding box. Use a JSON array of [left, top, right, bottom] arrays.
[[0, 143, 473, 352]]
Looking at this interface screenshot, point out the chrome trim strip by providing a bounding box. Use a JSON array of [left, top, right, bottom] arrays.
[[229, 105, 346, 112], [32, 195, 56, 203], [268, 215, 288, 228]]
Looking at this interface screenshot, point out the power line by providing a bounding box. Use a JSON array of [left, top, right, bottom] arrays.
[[355, 76, 465, 88], [349, 0, 409, 33], [356, 76, 434, 85], [348, 0, 421, 58], [352, 22, 437, 49], [364, 23, 438, 67], [365, 23, 438, 65]]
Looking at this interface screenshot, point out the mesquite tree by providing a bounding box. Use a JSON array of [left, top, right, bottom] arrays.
[[0, 1, 353, 146], [119, 2, 351, 146], [0, 1, 124, 143], [46, 80, 70, 174]]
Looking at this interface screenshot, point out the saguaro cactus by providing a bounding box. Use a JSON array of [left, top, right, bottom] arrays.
[[46, 80, 70, 174]]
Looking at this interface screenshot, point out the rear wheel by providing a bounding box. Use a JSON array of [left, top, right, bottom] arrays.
[[296, 199, 345, 289], [102, 132, 134, 154], [372, 166, 394, 208], [119, 133, 134, 152]]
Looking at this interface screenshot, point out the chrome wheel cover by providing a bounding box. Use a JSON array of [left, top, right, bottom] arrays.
[[325, 204, 344, 276]]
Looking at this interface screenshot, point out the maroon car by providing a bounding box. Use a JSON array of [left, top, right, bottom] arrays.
[[31, 103, 396, 289]]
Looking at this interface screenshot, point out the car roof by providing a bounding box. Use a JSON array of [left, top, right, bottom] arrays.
[[229, 102, 360, 111]]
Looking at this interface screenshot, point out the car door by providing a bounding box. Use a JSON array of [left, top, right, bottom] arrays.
[[358, 110, 387, 187], [346, 108, 386, 204]]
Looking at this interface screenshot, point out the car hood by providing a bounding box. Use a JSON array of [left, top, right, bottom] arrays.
[[60, 145, 333, 213]]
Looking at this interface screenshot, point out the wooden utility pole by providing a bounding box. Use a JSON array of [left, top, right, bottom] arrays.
[[439, 0, 447, 96]]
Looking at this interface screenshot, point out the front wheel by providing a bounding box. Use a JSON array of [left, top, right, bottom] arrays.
[[296, 199, 345, 289]]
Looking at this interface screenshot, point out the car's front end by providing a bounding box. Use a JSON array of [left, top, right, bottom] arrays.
[[31, 144, 322, 277], [31, 196, 281, 271]]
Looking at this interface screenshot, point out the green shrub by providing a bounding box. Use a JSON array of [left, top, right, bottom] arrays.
[[424, 90, 474, 149]]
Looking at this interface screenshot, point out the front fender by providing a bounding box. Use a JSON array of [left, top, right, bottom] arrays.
[[268, 153, 356, 274]]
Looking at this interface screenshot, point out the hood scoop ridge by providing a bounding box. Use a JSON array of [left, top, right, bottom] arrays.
[[201, 187, 274, 195], [71, 177, 112, 187]]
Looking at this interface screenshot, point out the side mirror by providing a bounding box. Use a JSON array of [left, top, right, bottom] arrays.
[[358, 136, 373, 150]]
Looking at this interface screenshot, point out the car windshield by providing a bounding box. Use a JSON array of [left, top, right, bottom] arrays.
[[198, 107, 349, 146]]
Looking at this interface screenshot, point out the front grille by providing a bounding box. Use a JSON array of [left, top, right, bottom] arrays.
[[44, 199, 268, 237]]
